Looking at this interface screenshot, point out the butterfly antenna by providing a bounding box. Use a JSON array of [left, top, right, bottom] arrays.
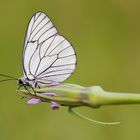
[[0, 79, 17, 83], [0, 74, 18, 80]]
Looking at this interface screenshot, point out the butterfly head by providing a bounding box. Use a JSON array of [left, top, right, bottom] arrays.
[[18, 79, 24, 85], [18, 76, 37, 88], [18, 77, 31, 87], [18, 78, 29, 87]]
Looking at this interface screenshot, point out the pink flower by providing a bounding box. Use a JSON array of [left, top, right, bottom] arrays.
[[27, 92, 60, 109], [27, 98, 41, 104]]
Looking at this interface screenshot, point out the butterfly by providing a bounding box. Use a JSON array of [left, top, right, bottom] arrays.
[[0, 12, 121, 124], [0, 12, 76, 90]]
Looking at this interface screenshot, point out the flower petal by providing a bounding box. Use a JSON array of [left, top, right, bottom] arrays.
[[51, 101, 60, 110], [27, 98, 41, 104]]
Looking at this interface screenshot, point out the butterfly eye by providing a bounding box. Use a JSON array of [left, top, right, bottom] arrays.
[[18, 79, 23, 85]]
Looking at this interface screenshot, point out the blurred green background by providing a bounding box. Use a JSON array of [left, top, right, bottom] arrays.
[[0, 0, 140, 140]]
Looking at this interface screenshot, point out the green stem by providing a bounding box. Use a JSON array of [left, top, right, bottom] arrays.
[[86, 86, 140, 107], [17, 84, 140, 108], [96, 91, 140, 105]]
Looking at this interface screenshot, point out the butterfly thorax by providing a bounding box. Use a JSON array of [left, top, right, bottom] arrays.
[[19, 76, 36, 88]]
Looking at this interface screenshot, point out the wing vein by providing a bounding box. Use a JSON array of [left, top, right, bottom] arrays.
[[31, 20, 52, 41], [35, 56, 58, 77], [32, 16, 47, 33], [40, 72, 71, 78], [47, 39, 66, 56], [40, 68, 74, 76]]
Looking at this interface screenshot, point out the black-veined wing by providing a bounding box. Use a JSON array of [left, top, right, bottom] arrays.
[[22, 12, 76, 86]]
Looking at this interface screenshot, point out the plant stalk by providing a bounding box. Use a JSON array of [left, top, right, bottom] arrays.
[[17, 84, 140, 108]]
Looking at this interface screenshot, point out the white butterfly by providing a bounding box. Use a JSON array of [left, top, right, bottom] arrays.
[[18, 11, 76, 88]]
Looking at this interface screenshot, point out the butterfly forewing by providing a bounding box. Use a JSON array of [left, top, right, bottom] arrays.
[[24, 12, 57, 45], [22, 12, 76, 87]]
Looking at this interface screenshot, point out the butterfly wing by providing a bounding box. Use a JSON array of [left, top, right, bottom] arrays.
[[22, 12, 76, 86]]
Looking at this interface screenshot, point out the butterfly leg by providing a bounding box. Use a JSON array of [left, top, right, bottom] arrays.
[[30, 86, 37, 96], [18, 85, 21, 90]]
